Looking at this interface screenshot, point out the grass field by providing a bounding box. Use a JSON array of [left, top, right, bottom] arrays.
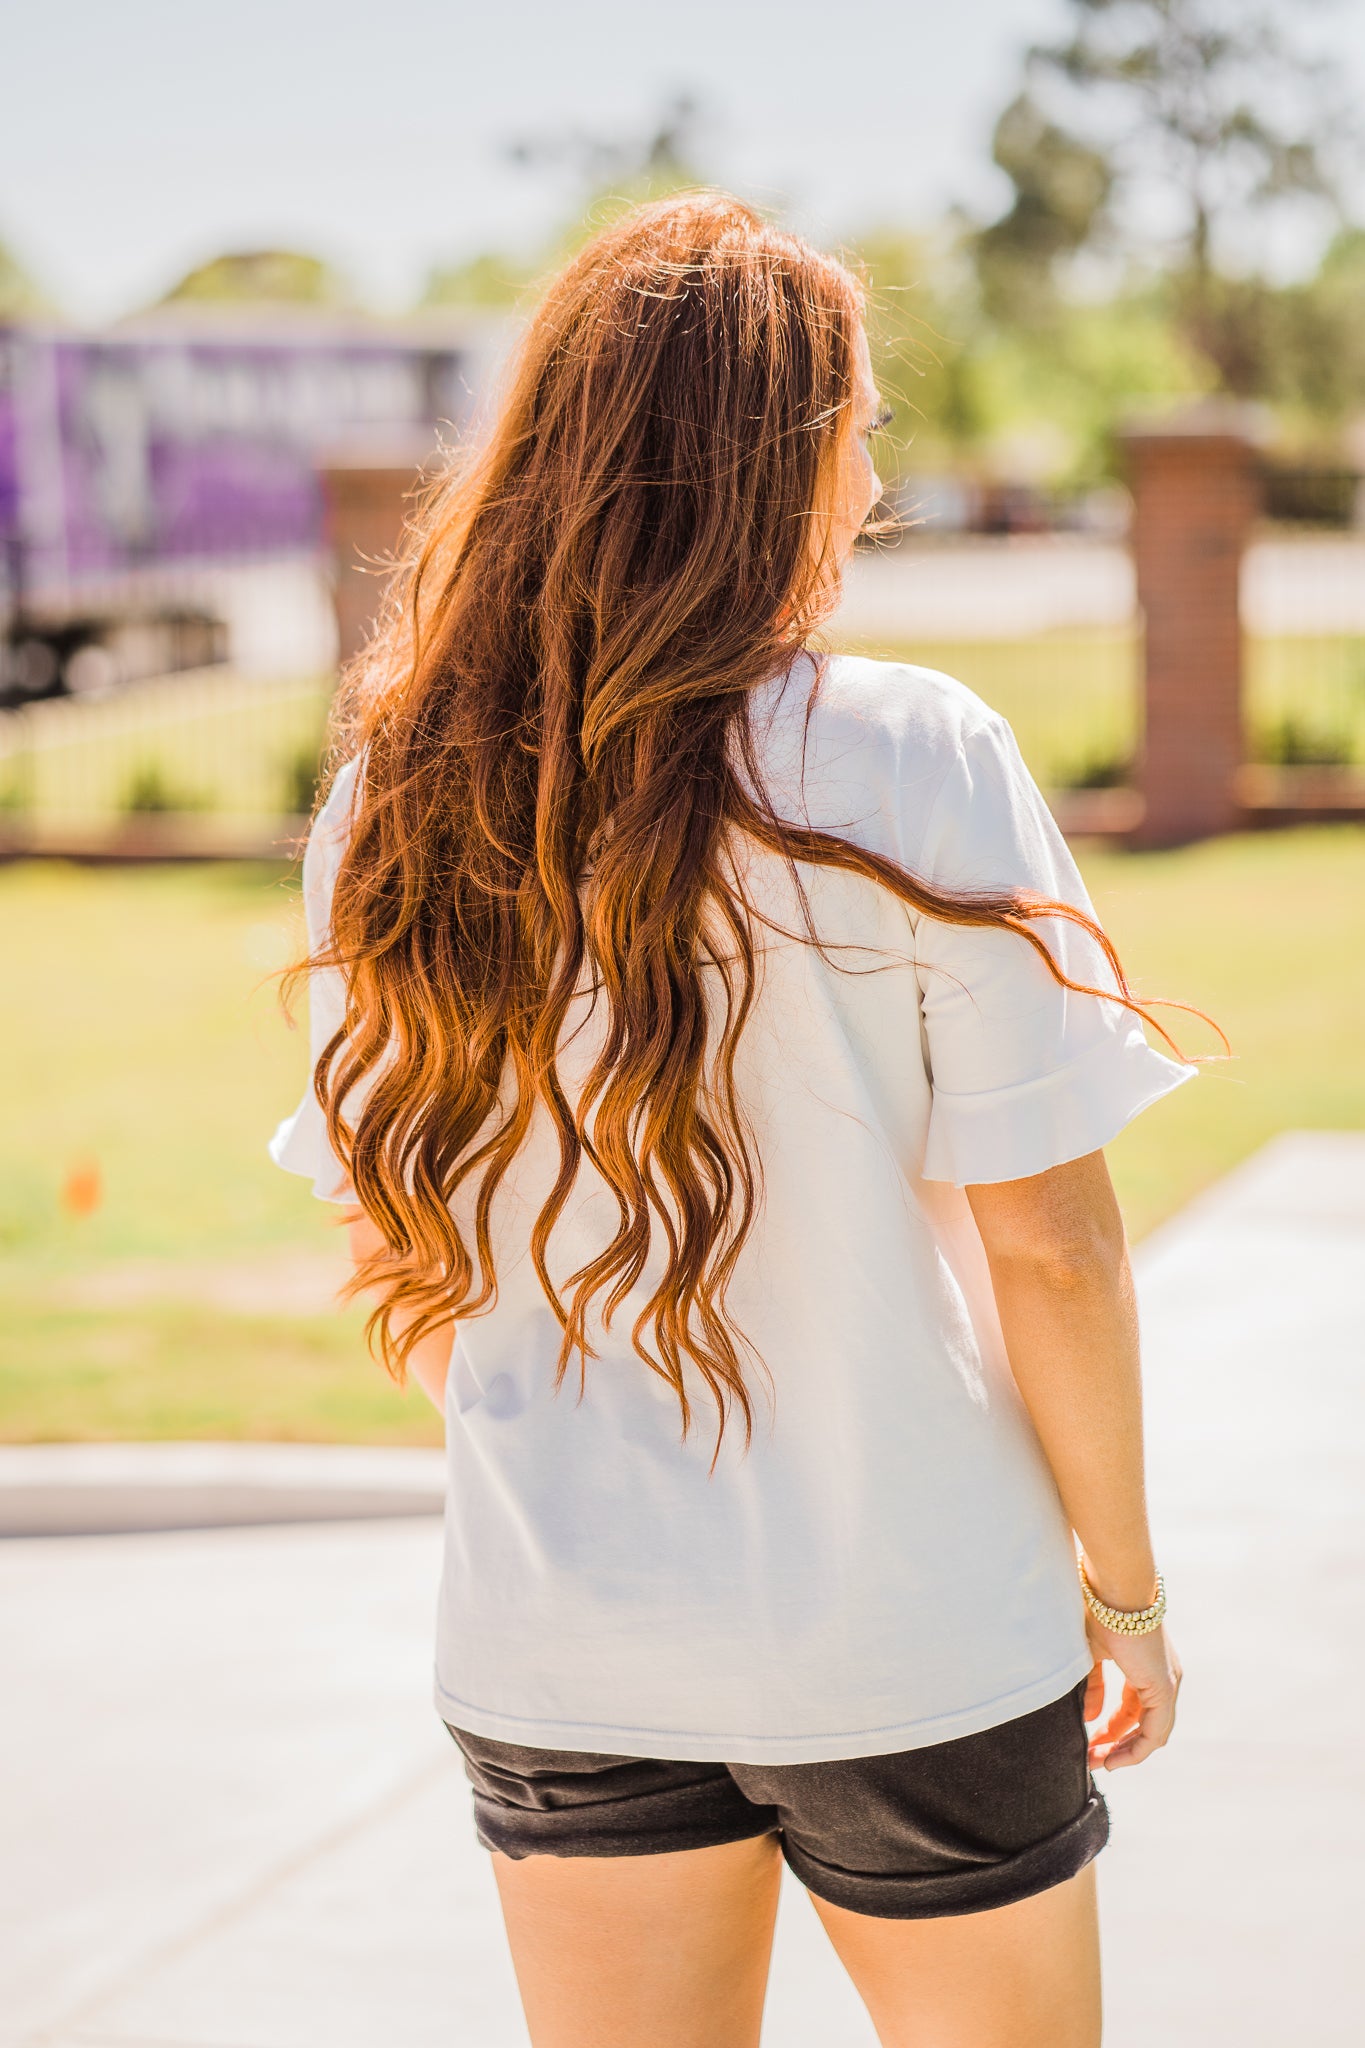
[[1, 826, 1361, 1445]]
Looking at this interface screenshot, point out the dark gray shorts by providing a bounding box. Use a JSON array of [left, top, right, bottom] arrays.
[[445, 1675, 1108, 1919]]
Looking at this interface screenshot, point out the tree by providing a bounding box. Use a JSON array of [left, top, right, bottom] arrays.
[[421, 250, 535, 311], [420, 95, 713, 315], [854, 227, 1010, 483], [510, 91, 722, 264], [1021, 0, 1358, 388], [157, 249, 352, 307], [971, 92, 1113, 328], [0, 234, 53, 320], [1227, 226, 1365, 429], [1305, 225, 1365, 417], [505, 90, 707, 199]]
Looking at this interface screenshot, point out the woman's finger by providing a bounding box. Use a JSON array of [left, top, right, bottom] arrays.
[[1090, 1716, 1138, 1757], [1096, 1691, 1141, 1744], [1099, 1726, 1160, 1769], [1088, 1691, 1155, 1760]]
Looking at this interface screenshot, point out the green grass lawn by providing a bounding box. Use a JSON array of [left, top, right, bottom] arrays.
[[2, 826, 1361, 1443], [0, 1295, 425, 1444], [0, 856, 437, 1442], [1077, 826, 1365, 1230]]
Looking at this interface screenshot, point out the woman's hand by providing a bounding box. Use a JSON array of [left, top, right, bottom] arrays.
[[1083, 1617, 1182, 1771]]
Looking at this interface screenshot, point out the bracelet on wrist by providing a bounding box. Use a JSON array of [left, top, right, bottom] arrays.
[[1077, 1558, 1167, 1636]]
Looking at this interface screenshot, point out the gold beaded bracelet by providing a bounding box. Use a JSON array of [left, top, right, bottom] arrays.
[[1077, 1560, 1167, 1636]]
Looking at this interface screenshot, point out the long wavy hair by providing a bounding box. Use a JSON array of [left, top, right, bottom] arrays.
[[298, 191, 1194, 1452]]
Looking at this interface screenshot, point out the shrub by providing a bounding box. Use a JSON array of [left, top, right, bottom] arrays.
[[121, 762, 209, 814]]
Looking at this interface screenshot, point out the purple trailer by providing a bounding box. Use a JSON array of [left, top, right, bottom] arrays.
[[0, 315, 486, 701]]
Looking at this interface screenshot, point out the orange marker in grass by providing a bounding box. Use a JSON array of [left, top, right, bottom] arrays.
[[61, 1160, 102, 1217]]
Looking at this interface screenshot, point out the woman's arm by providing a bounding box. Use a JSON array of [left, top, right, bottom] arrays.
[[966, 1149, 1182, 1770], [342, 1207, 454, 1415]]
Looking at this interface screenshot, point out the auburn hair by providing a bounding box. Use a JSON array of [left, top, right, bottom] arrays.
[[298, 191, 1193, 1452]]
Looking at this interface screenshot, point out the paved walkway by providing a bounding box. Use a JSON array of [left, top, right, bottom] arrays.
[[4, 1131, 1361, 2046]]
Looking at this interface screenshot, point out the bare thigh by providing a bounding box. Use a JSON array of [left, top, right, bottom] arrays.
[[490, 1833, 784, 2048], [808, 1860, 1102, 2048]]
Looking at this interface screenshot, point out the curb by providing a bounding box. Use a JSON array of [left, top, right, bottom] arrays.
[[0, 1442, 446, 1537]]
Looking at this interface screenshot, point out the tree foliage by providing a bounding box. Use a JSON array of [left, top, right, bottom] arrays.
[[860, 222, 1211, 490], [1013, 0, 1358, 391], [1034, 1, 1346, 262], [421, 95, 711, 315], [971, 92, 1113, 327], [0, 234, 54, 320], [421, 249, 536, 310], [157, 249, 353, 307], [505, 90, 706, 196]]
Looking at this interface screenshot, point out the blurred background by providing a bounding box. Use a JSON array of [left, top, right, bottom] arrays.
[[2, 0, 1364, 1447]]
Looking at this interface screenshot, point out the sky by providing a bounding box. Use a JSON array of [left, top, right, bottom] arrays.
[[4, 0, 1364, 324]]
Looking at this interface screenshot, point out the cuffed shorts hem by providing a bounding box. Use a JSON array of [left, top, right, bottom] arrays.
[[472, 1802, 776, 1862], [449, 1734, 780, 1862], [780, 1785, 1110, 1920]]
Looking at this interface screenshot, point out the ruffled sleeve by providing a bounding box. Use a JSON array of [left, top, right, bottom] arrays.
[[912, 715, 1195, 1188], [267, 758, 362, 1204]]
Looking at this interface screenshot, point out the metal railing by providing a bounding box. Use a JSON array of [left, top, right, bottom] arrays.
[[4, 530, 1364, 860], [0, 666, 332, 856], [1243, 533, 1365, 768]]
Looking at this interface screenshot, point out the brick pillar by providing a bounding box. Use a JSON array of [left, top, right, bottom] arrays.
[[1121, 405, 1262, 847], [319, 459, 425, 668]]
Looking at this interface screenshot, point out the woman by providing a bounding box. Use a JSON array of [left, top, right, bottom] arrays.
[[272, 193, 1190, 2048]]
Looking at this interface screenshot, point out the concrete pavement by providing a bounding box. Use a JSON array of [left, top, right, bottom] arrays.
[[832, 534, 1365, 642], [1089, 1130, 1364, 2045], [4, 1130, 1361, 2046]]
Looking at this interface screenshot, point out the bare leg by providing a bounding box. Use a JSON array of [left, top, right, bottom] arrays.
[[808, 1861, 1102, 2048], [490, 1833, 784, 2048]]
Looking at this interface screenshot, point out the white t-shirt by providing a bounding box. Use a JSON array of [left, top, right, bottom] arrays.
[[270, 652, 1194, 1764]]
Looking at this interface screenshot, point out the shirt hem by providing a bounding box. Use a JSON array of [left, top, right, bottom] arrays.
[[431, 1646, 1096, 1765], [267, 1116, 356, 1205]]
